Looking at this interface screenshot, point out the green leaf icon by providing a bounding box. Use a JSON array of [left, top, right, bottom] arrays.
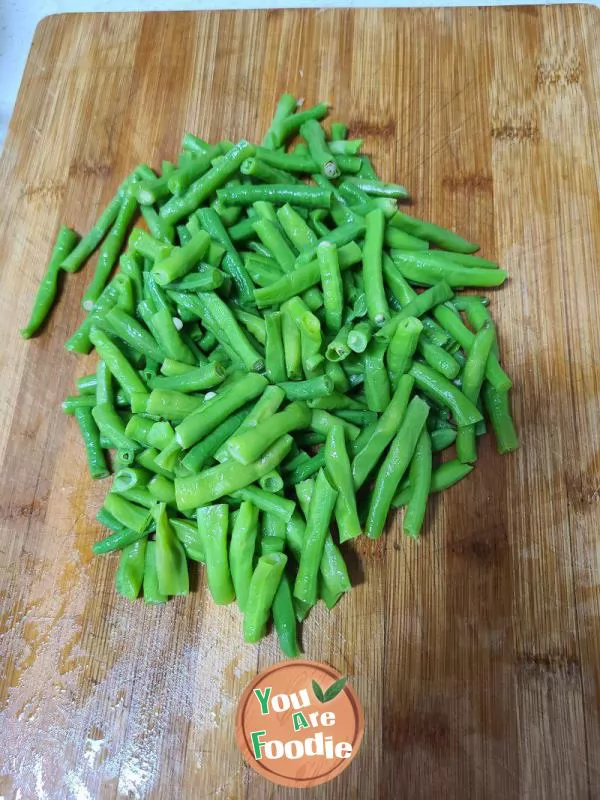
[[323, 676, 348, 702], [312, 676, 348, 703], [312, 679, 326, 703]]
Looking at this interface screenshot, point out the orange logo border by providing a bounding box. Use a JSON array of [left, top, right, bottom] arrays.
[[236, 659, 364, 789]]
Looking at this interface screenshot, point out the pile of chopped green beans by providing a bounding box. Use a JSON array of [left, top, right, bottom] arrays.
[[21, 94, 518, 655]]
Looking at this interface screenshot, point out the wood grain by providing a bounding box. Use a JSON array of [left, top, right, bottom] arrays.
[[1, 6, 599, 798]]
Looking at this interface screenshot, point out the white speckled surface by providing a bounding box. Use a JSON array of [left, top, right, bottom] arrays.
[[0, 0, 584, 149]]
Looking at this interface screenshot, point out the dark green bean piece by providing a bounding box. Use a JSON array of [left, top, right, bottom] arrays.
[[403, 428, 432, 538], [92, 403, 139, 453], [363, 339, 391, 413], [21, 226, 80, 338], [376, 275, 453, 342], [89, 326, 148, 401], [74, 406, 109, 479], [271, 102, 329, 148], [96, 506, 125, 531], [143, 541, 168, 604], [146, 388, 205, 421], [82, 193, 138, 310], [300, 119, 339, 178], [276, 204, 318, 252], [196, 206, 255, 304], [102, 307, 164, 362], [244, 552, 288, 642], [140, 205, 175, 245], [112, 467, 152, 494], [282, 309, 302, 379], [482, 384, 519, 454], [432, 304, 512, 391], [417, 337, 461, 380], [154, 503, 189, 596], [392, 251, 508, 289], [229, 501, 260, 611], [366, 396, 430, 538], [170, 517, 205, 562], [217, 184, 332, 210], [103, 492, 152, 534], [93, 527, 147, 555], [176, 290, 263, 371], [345, 176, 409, 200], [175, 435, 292, 509], [175, 373, 267, 448], [284, 450, 326, 485], [137, 447, 175, 479], [385, 316, 422, 386], [147, 474, 176, 505], [151, 308, 196, 365], [62, 394, 97, 414], [123, 415, 154, 447], [363, 209, 389, 326], [265, 312, 287, 383], [277, 375, 334, 400], [159, 139, 255, 223], [181, 133, 211, 155], [351, 374, 412, 488], [213, 385, 286, 462], [150, 230, 210, 286], [272, 574, 301, 656], [227, 402, 311, 465], [197, 505, 235, 602], [253, 218, 296, 272], [233, 487, 295, 522], [427, 251, 499, 269], [409, 362, 483, 427], [253, 241, 362, 308], [294, 469, 337, 605], [392, 459, 473, 508], [390, 210, 479, 253], [430, 427, 457, 452], [347, 320, 373, 353], [115, 539, 147, 600], [76, 373, 97, 395], [325, 423, 361, 542], [149, 362, 225, 393], [241, 158, 299, 185], [168, 145, 221, 195], [262, 93, 298, 148], [384, 227, 429, 250], [357, 155, 378, 178], [456, 322, 496, 463], [317, 242, 343, 332], [61, 172, 137, 273], [65, 280, 120, 354], [329, 122, 349, 141], [180, 408, 250, 473]]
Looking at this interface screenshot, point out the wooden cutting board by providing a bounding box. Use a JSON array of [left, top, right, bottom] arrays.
[[1, 6, 599, 798]]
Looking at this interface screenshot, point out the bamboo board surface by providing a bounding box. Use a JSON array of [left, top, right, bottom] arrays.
[[1, 6, 600, 799]]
